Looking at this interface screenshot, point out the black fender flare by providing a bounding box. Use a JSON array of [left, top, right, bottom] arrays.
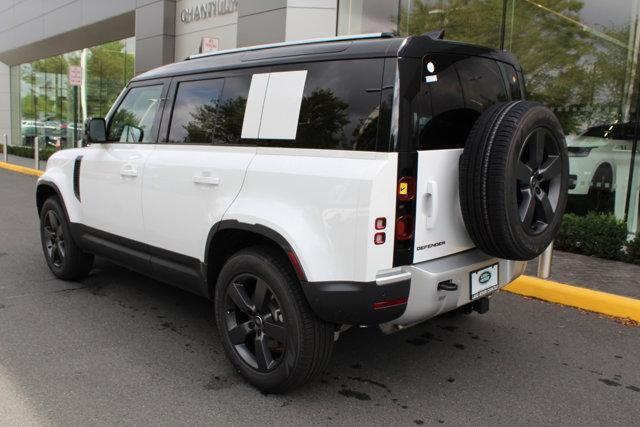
[[36, 180, 71, 223], [204, 219, 305, 279]]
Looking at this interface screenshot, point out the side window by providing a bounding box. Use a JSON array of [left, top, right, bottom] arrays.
[[108, 85, 163, 142], [213, 75, 252, 145], [417, 55, 508, 150], [260, 59, 384, 151], [168, 79, 223, 143], [418, 54, 475, 150], [498, 62, 523, 100], [456, 57, 509, 111]]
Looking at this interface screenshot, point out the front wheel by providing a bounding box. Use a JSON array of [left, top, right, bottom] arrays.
[[214, 246, 334, 393]]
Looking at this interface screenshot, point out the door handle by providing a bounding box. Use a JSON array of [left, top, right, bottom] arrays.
[[192, 175, 220, 186], [120, 164, 138, 177], [425, 180, 438, 229]]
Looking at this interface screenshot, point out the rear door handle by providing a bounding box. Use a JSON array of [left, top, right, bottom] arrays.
[[426, 180, 438, 229], [120, 164, 138, 177], [192, 175, 220, 186]]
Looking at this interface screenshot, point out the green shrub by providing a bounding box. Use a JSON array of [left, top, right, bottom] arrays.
[[555, 213, 582, 252], [555, 212, 627, 260], [625, 236, 640, 265], [7, 145, 56, 161]]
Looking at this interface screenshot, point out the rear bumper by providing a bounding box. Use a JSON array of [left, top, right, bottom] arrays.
[[302, 249, 525, 327], [301, 278, 411, 325], [381, 249, 526, 330]]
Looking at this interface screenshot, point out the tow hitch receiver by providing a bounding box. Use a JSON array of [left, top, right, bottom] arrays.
[[473, 297, 490, 314]]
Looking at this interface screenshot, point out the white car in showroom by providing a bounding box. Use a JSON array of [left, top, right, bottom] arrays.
[[566, 122, 639, 214]]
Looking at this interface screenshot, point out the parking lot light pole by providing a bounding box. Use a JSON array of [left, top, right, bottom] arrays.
[[2, 134, 7, 163], [34, 136, 39, 170], [537, 242, 554, 279]]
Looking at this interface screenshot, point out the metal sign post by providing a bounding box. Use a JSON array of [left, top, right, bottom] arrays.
[[2, 134, 7, 163], [68, 65, 82, 148], [537, 242, 554, 279], [34, 136, 39, 170]]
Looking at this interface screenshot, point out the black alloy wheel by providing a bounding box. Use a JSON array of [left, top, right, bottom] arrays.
[[516, 127, 563, 235], [214, 246, 334, 393], [39, 196, 94, 280], [43, 209, 66, 268], [224, 273, 287, 372]]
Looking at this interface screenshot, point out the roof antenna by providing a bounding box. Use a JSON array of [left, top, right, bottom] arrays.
[[422, 29, 445, 40]]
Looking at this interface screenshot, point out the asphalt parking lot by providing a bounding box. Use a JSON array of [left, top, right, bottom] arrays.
[[1, 167, 639, 426]]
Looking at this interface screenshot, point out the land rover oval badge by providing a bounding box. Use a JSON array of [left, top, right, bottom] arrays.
[[479, 271, 492, 284]]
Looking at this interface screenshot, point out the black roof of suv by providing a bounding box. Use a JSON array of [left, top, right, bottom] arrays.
[[134, 33, 521, 82]]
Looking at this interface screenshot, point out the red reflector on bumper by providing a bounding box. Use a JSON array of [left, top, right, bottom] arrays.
[[373, 297, 408, 310]]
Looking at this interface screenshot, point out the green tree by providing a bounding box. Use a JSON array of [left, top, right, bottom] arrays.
[[296, 88, 349, 149], [86, 41, 135, 117], [397, 0, 634, 134]]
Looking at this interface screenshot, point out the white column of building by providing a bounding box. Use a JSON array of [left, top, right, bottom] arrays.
[[135, 0, 177, 75]]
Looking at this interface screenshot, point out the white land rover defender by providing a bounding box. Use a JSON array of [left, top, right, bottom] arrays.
[[36, 33, 569, 393]]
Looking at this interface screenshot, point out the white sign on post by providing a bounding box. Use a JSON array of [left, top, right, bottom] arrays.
[[68, 65, 82, 86], [200, 37, 219, 54]]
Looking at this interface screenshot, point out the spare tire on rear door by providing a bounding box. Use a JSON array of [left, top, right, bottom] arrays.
[[459, 101, 569, 260]]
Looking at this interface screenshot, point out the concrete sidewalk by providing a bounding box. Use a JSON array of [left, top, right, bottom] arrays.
[[4, 154, 47, 171], [526, 250, 640, 300]]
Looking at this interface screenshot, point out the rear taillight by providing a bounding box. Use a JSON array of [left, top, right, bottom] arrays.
[[395, 215, 414, 240], [393, 153, 418, 267], [398, 176, 416, 202]]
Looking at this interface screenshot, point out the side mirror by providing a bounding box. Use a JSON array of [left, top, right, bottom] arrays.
[[84, 118, 107, 143], [120, 124, 144, 143]]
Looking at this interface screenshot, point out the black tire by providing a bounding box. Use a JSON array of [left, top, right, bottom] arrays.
[[40, 196, 94, 280], [214, 246, 334, 393], [459, 101, 569, 260]]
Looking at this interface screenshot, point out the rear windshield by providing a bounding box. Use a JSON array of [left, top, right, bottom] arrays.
[[416, 54, 519, 150]]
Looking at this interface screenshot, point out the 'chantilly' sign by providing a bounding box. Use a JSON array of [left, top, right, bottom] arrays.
[[180, 0, 238, 24]]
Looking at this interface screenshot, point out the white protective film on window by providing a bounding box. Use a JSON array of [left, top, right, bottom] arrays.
[[258, 70, 308, 140], [241, 73, 270, 139]]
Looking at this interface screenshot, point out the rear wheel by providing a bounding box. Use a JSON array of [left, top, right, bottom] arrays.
[[39, 197, 93, 280], [214, 246, 334, 393]]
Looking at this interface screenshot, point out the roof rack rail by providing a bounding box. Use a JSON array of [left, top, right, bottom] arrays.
[[187, 32, 395, 60]]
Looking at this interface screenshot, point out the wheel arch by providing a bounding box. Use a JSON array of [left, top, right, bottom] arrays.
[[204, 220, 307, 298], [36, 180, 70, 222], [592, 161, 614, 182]]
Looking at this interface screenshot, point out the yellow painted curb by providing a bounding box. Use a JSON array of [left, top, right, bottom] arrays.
[[0, 161, 43, 177], [504, 275, 640, 322]]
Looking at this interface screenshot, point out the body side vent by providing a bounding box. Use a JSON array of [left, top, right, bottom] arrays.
[[73, 156, 83, 201]]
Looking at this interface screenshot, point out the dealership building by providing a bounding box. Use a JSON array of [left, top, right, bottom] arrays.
[[0, 0, 639, 236]]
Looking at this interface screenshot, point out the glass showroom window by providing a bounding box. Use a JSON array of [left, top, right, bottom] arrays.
[[10, 37, 135, 160], [391, 0, 640, 234], [337, 0, 400, 35]]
